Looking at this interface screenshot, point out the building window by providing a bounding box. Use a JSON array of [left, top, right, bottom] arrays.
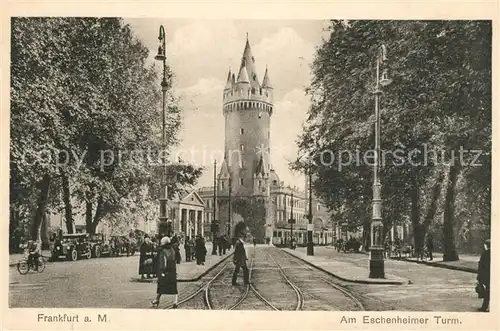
[[273, 180, 277, 186], [222, 182, 225, 189], [240, 128, 244, 135], [258, 180, 262, 188], [240, 178, 244, 185], [240, 144, 244, 151]]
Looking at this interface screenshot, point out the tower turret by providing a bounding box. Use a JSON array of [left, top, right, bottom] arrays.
[[224, 68, 233, 90]]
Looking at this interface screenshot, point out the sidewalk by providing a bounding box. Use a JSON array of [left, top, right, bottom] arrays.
[[390, 252, 479, 273], [130, 243, 234, 282], [283, 248, 408, 285]]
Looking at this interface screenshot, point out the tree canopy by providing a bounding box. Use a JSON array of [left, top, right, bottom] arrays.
[[10, 18, 202, 249], [294, 20, 491, 259]]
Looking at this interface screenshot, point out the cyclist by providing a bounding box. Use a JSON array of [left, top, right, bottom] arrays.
[[26, 239, 41, 271]]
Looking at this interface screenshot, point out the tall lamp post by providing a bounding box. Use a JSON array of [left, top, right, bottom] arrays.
[[369, 44, 392, 279], [154, 25, 171, 238], [227, 176, 232, 238], [288, 192, 295, 249], [307, 165, 314, 256], [212, 160, 218, 255]]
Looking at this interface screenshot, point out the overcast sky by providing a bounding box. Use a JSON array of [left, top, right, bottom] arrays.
[[125, 18, 330, 188]]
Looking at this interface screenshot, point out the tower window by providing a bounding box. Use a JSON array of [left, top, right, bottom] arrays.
[[268, 131, 270, 138], [240, 128, 244, 135], [273, 180, 277, 186], [251, 88, 255, 94], [240, 178, 244, 185], [221, 182, 225, 189], [258, 180, 262, 188], [240, 144, 244, 151]]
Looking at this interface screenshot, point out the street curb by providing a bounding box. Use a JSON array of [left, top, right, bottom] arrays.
[[389, 256, 477, 274], [281, 249, 407, 285], [130, 252, 234, 283]]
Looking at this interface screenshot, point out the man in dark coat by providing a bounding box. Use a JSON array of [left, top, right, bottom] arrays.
[[195, 234, 207, 265], [232, 223, 250, 286], [139, 235, 153, 279], [477, 239, 490, 312]]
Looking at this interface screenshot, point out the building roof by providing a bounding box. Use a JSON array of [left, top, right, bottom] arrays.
[[270, 169, 280, 185], [237, 63, 250, 84], [255, 155, 268, 176], [261, 66, 273, 89], [239, 36, 260, 90], [219, 158, 230, 178], [224, 68, 233, 90]]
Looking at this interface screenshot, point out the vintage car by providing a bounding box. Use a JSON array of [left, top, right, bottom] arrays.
[[343, 237, 362, 252], [51, 233, 92, 261], [88, 233, 112, 258]]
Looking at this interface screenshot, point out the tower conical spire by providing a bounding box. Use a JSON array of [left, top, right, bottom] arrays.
[[262, 65, 273, 89], [239, 35, 260, 90], [237, 63, 249, 84], [224, 67, 233, 90]]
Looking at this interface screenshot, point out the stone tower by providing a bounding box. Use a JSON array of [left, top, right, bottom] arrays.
[[217, 35, 274, 238]]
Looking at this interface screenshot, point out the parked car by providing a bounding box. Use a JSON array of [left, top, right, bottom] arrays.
[[51, 233, 92, 261], [88, 233, 112, 258]]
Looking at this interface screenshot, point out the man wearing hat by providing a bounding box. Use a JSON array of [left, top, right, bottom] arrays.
[[477, 239, 490, 312], [232, 222, 250, 286]]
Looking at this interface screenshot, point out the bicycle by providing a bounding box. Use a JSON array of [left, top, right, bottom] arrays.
[[16, 253, 45, 275]]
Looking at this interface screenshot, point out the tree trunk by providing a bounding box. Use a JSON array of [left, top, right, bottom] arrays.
[[422, 170, 445, 234], [91, 196, 104, 234], [85, 201, 93, 234], [61, 170, 74, 234], [442, 165, 460, 261], [410, 176, 422, 257], [31, 174, 51, 241], [40, 213, 50, 249]]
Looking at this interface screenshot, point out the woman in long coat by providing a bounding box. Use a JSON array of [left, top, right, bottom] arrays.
[[139, 235, 152, 279], [151, 236, 178, 308], [195, 234, 207, 265]]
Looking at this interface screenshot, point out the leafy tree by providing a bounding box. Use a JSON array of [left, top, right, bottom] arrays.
[[294, 20, 491, 261]]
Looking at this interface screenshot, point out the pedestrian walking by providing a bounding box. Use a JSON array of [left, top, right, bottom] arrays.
[[476, 239, 490, 312], [150, 236, 178, 308], [222, 235, 228, 255], [426, 234, 434, 261], [139, 235, 153, 279], [171, 234, 182, 264], [232, 222, 250, 286], [195, 234, 207, 265], [218, 236, 224, 256], [184, 236, 192, 262]]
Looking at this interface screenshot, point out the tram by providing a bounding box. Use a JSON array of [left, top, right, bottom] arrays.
[[271, 227, 336, 247]]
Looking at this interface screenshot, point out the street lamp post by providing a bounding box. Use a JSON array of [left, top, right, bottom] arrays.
[[369, 44, 392, 279], [154, 25, 171, 238], [212, 159, 218, 255], [307, 165, 314, 255], [227, 176, 232, 238], [289, 192, 295, 249]]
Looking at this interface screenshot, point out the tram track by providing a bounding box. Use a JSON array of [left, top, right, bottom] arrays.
[[272, 249, 365, 311], [162, 246, 364, 311]]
